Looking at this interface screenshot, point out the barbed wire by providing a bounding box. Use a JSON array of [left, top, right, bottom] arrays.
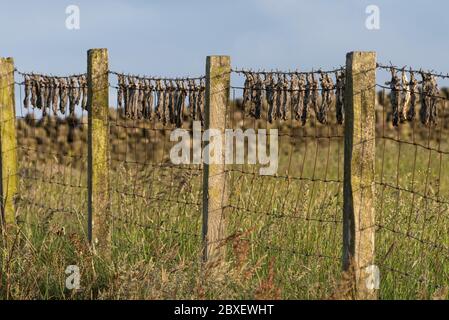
[[109, 70, 205, 81], [377, 63, 449, 80], [231, 67, 344, 76], [14, 68, 87, 79]]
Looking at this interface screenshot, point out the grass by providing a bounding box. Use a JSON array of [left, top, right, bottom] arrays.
[[1, 106, 449, 300]]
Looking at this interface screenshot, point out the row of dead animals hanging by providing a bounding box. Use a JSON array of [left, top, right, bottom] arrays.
[[20, 68, 442, 127], [386, 68, 440, 126], [20, 70, 346, 126], [21, 72, 206, 126], [242, 68, 444, 127], [116, 74, 205, 127], [241, 71, 346, 125], [22, 74, 87, 117]]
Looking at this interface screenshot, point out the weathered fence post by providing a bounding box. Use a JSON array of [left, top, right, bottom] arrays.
[[87, 49, 111, 255], [343, 51, 377, 299], [202, 56, 231, 266], [0, 58, 18, 229]]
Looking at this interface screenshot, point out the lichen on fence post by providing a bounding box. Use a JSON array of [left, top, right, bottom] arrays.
[[0, 57, 18, 228], [202, 56, 231, 267], [87, 49, 111, 255], [343, 51, 377, 299]]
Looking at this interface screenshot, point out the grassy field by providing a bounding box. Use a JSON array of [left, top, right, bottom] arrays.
[[1, 102, 449, 300]]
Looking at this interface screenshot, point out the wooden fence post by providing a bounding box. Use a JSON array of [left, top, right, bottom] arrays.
[[0, 58, 18, 228], [87, 48, 111, 255], [343, 51, 377, 299], [202, 56, 231, 266]]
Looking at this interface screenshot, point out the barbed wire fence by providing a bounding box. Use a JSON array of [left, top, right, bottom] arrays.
[[13, 69, 89, 239], [226, 66, 345, 299], [374, 64, 449, 299], [0, 51, 448, 299], [107, 70, 205, 260]]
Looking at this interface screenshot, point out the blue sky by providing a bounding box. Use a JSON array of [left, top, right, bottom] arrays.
[[1, 0, 448, 81]]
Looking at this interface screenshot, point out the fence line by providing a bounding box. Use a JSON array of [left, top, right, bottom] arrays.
[[1, 49, 449, 299]]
